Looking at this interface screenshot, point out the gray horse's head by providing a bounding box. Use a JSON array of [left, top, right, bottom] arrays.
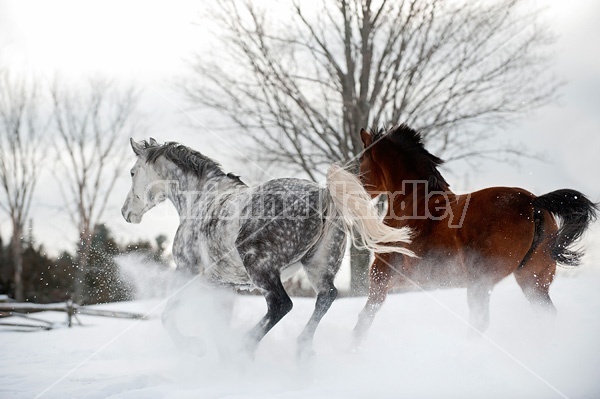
[[121, 138, 167, 224]]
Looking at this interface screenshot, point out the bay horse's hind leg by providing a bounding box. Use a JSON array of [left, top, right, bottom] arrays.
[[296, 226, 345, 359], [513, 250, 557, 317]]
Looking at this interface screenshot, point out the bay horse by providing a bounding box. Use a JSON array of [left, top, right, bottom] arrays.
[[121, 138, 414, 358], [353, 125, 598, 344]]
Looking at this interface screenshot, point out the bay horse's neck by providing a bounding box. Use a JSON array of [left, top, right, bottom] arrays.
[[383, 170, 455, 227]]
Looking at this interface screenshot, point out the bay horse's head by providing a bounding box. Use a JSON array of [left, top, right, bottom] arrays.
[[121, 138, 167, 224], [358, 125, 449, 196]]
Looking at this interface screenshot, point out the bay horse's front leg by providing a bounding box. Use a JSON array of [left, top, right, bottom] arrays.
[[352, 254, 395, 349], [466, 282, 493, 339]]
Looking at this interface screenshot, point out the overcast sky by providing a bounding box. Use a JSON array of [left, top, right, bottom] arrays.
[[0, 0, 599, 256]]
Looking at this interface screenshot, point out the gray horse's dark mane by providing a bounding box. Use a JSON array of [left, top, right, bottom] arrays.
[[144, 141, 244, 184]]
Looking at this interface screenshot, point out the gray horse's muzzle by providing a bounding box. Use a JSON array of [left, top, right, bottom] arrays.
[[121, 205, 131, 223]]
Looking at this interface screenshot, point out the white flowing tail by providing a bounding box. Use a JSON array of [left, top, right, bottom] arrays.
[[326, 165, 416, 257]]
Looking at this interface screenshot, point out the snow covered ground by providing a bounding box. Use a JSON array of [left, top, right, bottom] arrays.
[[2, 228, 600, 399]]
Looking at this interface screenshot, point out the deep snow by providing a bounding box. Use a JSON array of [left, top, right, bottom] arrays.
[[2, 228, 600, 399]]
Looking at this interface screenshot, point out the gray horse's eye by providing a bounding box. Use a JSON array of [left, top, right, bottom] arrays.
[[130, 171, 135, 177]]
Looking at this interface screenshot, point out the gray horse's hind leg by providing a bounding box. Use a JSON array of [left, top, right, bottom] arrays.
[[297, 226, 345, 359], [296, 282, 337, 359], [244, 270, 294, 353]]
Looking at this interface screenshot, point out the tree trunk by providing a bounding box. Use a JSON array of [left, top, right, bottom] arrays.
[[349, 195, 386, 296], [11, 223, 24, 302], [350, 239, 371, 296], [346, 154, 371, 296], [73, 228, 93, 304]]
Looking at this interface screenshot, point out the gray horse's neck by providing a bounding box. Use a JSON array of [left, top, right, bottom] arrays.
[[163, 168, 241, 221]]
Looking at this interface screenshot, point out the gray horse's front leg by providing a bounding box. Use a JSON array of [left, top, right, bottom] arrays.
[[162, 293, 207, 356], [161, 282, 236, 357]]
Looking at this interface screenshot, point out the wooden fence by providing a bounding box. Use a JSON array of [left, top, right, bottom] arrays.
[[0, 299, 148, 331]]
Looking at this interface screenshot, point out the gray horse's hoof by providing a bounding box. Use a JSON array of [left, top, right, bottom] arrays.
[[178, 336, 207, 357], [296, 344, 315, 362]]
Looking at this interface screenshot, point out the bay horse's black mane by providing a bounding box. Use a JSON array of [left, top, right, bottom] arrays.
[[371, 124, 450, 192], [143, 141, 245, 185]]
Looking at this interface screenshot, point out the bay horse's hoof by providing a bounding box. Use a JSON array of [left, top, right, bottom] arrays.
[[467, 328, 484, 342]]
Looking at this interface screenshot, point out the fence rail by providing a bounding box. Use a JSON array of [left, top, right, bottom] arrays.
[[0, 300, 148, 331]]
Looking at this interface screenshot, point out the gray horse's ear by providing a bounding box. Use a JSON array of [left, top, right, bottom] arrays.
[[149, 137, 158, 146], [360, 128, 372, 147], [130, 138, 144, 156]]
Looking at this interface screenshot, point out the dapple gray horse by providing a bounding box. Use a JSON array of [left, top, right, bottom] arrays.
[[121, 138, 414, 357]]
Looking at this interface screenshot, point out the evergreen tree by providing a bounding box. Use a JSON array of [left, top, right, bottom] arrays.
[[22, 243, 59, 302], [84, 224, 132, 304]]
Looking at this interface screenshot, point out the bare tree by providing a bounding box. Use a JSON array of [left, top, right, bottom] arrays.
[[0, 70, 46, 301], [51, 79, 140, 303], [183, 0, 559, 292]]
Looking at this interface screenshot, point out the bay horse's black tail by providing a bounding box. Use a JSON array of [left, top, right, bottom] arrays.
[[532, 189, 598, 266]]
